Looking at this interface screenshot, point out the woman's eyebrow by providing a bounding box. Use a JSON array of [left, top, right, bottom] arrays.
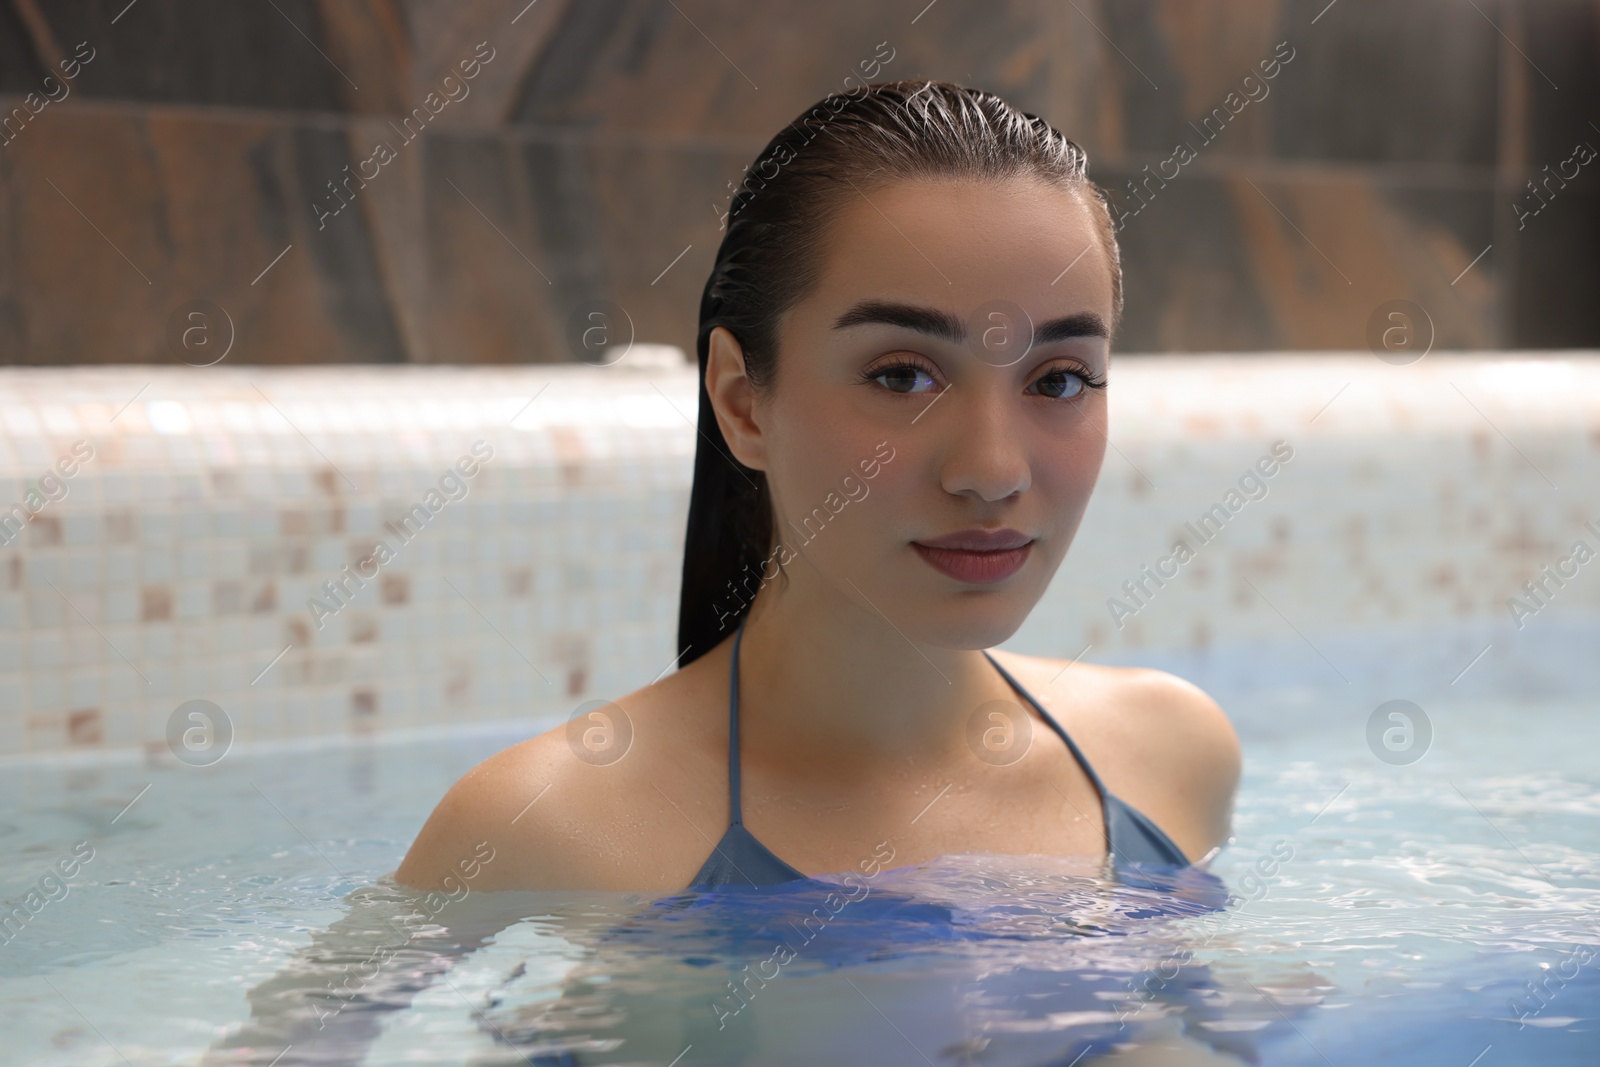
[[832, 300, 963, 341], [1033, 311, 1110, 344], [831, 300, 1108, 344]]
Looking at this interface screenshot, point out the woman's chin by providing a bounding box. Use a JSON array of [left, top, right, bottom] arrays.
[[888, 592, 1040, 651]]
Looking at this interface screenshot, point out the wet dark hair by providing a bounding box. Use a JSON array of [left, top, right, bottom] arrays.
[[675, 79, 1122, 666]]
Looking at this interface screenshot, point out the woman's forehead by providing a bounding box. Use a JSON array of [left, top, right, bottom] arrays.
[[801, 178, 1115, 326]]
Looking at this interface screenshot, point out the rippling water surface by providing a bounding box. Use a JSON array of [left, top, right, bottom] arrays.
[[1, 622, 1596, 1065]]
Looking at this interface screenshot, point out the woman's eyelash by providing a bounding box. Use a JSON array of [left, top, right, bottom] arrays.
[[860, 359, 1108, 391], [1059, 367, 1109, 390], [858, 358, 936, 386]]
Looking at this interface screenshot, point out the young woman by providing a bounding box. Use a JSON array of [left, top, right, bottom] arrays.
[[396, 80, 1240, 896]]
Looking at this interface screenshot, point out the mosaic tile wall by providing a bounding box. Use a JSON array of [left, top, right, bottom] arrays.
[[2, 353, 1597, 761]]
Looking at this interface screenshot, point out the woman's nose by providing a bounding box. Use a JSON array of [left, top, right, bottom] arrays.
[[935, 385, 1032, 502]]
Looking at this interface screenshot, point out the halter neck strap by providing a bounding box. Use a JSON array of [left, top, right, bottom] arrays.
[[726, 616, 1110, 825], [981, 649, 1110, 799]]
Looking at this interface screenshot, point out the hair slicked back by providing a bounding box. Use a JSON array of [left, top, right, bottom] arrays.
[[678, 80, 1121, 666]]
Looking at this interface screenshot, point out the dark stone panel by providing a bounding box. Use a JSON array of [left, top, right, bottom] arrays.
[[0, 111, 178, 366], [423, 132, 575, 362], [1270, 0, 1500, 166], [246, 137, 294, 250], [521, 138, 611, 321], [1376, 183, 1500, 348], [421, 132, 743, 363], [1103, 0, 1289, 161], [1502, 0, 1600, 349], [27, 0, 346, 111], [0, 1, 1594, 365], [0, 108, 407, 365], [0, 2, 49, 93], [509, 0, 656, 130], [1386, 181, 1498, 247], [1519, 0, 1600, 175], [586, 141, 747, 358], [506, 0, 1052, 142], [1097, 166, 1281, 352], [885, 0, 1055, 119], [1510, 191, 1600, 347], [1103, 165, 1501, 351], [0, 293, 26, 361], [286, 126, 406, 363]]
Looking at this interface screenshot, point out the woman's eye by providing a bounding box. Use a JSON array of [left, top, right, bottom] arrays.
[[1033, 369, 1086, 400], [872, 364, 938, 394]]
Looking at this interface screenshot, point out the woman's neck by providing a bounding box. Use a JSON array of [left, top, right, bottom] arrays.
[[731, 571, 1020, 782]]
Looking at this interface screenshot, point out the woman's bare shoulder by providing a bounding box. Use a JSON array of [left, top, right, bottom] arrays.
[[394, 656, 729, 893], [392, 727, 598, 892], [986, 648, 1241, 861]]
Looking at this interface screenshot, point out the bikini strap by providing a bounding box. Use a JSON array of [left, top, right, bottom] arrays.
[[981, 650, 1110, 800], [726, 613, 749, 825], [728, 631, 1105, 829]]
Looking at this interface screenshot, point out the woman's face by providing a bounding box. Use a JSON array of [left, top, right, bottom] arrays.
[[724, 176, 1114, 650]]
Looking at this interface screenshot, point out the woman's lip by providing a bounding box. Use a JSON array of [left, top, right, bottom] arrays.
[[912, 541, 1033, 584], [913, 528, 1032, 551]]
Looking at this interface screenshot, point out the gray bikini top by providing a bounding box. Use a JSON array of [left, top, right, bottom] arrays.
[[688, 615, 1191, 890]]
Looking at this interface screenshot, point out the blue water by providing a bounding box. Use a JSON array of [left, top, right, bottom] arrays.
[[1, 618, 1596, 1065]]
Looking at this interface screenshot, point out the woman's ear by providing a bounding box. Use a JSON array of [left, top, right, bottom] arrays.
[[704, 326, 768, 471]]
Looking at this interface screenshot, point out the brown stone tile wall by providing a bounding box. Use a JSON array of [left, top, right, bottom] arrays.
[[0, 0, 1595, 365]]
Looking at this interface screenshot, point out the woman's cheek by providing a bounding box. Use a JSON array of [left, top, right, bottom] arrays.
[[784, 431, 909, 570], [1039, 410, 1107, 533]]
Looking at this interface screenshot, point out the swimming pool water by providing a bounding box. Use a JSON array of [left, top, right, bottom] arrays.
[[2, 619, 1596, 1066]]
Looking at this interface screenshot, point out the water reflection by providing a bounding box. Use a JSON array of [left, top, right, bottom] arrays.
[[205, 852, 1323, 1066]]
